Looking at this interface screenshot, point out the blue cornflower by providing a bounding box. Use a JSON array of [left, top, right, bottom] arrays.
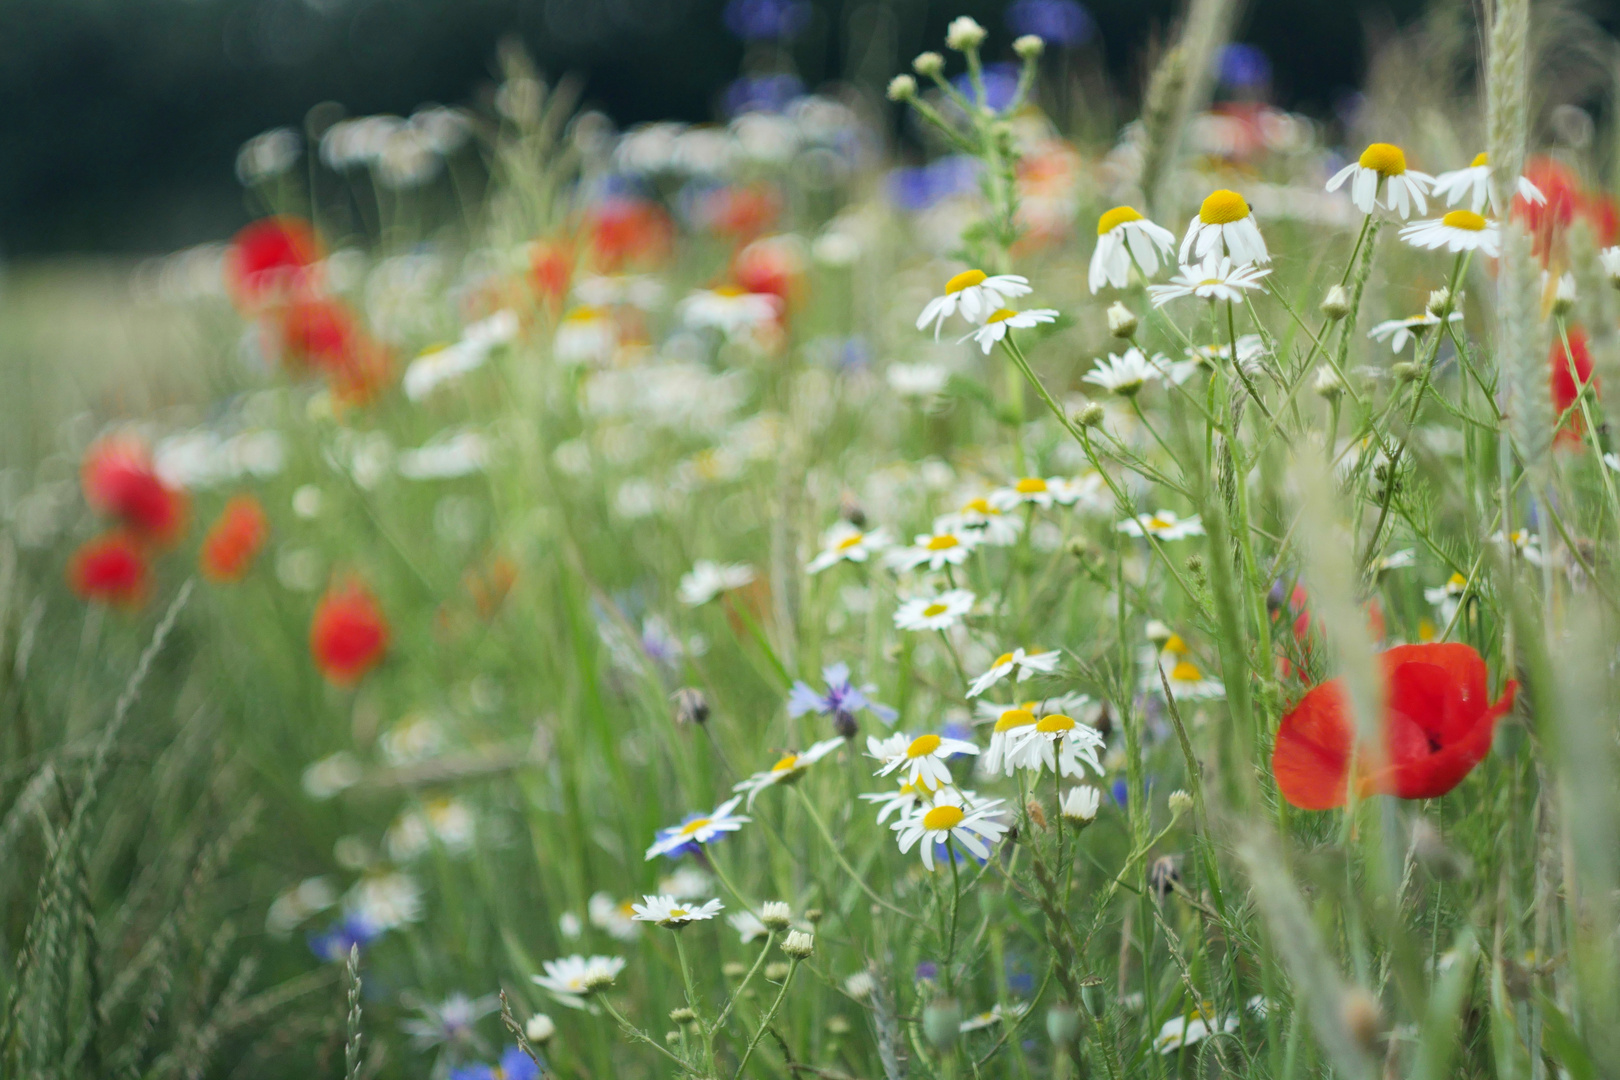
[[887, 156, 980, 212], [723, 0, 811, 41], [307, 913, 380, 962], [789, 662, 897, 737], [1005, 0, 1095, 47], [1218, 43, 1272, 90], [951, 63, 1020, 113], [722, 73, 806, 117], [450, 1046, 541, 1080]]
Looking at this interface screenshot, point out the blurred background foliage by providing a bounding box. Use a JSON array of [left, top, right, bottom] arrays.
[[0, 0, 1464, 256]]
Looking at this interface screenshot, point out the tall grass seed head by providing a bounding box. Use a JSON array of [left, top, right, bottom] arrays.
[[945, 16, 986, 51]]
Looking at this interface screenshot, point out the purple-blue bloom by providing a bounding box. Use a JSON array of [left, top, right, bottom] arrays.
[[307, 913, 380, 962], [723, 0, 811, 41], [1218, 43, 1272, 89], [1005, 0, 1094, 47], [887, 156, 980, 212], [723, 73, 805, 117], [952, 63, 1020, 113], [450, 1046, 541, 1080], [1111, 776, 1129, 808], [789, 662, 897, 737]]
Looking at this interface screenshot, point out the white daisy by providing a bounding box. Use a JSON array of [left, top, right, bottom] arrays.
[[1083, 347, 1167, 396], [966, 647, 1062, 698], [677, 560, 756, 606], [1425, 571, 1469, 626], [1179, 189, 1270, 266], [679, 287, 781, 337], [657, 865, 714, 899], [1185, 334, 1268, 375], [1600, 247, 1620, 287], [552, 306, 617, 367], [868, 731, 981, 788], [1376, 548, 1416, 572], [1089, 206, 1178, 293], [939, 497, 1023, 546], [644, 796, 752, 860], [1491, 528, 1544, 567], [1367, 312, 1464, 354], [1430, 152, 1545, 215], [731, 737, 846, 807], [1399, 209, 1500, 257], [807, 523, 891, 574], [588, 893, 641, 942], [959, 1002, 1029, 1032], [630, 894, 725, 927], [980, 705, 1038, 775], [962, 308, 1061, 355], [891, 788, 1010, 871], [987, 476, 1061, 510], [1148, 257, 1272, 307], [1049, 474, 1106, 509], [1155, 652, 1225, 700], [532, 954, 626, 1008], [915, 269, 1033, 338], [859, 776, 942, 824], [1117, 511, 1204, 541], [894, 588, 977, 631], [728, 911, 768, 943], [1154, 1005, 1238, 1054], [1324, 142, 1434, 219], [889, 525, 981, 572], [1003, 712, 1106, 778], [1060, 785, 1102, 823]]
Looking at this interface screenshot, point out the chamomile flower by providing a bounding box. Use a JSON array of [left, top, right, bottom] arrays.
[[962, 308, 1061, 355], [1089, 206, 1178, 293], [1003, 712, 1106, 778], [894, 588, 977, 631], [587, 892, 641, 942], [980, 706, 1037, 774], [915, 269, 1032, 338], [679, 286, 781, 336], [1060, 785, 1102, 823], [1375, 548, 1416, 572], [959, 1002, 1029, 1032], [869, 731, 981, 787], [1083, 347, 1166, 396], [732, 737, 847, 806], [1180, 189, 1270, 266], [1325, 142, 1434, 219], [677, 560, 756, 606], [1050, 475, 1104, 507], [807, 523, 891, 573], [1156, 653, 1225, 700], [1600, 248, 1620, 288], [1148, 257, 1272, 306], [728, 911, 768, 943], [1399, 209, 1500, 257], [891, 788, 1010, 871], [966, 647, 1061, 698], [1185, 334, 1267, 375], [1117, 510, 1204, 541], [644, 796, 751, 860], [532, 955, 626, 1008], [859, 776, 941, 823], [889, 524, 981, 571], [1430, 152, 1545, 215], [1367, 312, 1463, 354], [1154, 1004, 1238, 1054], [1491, 528, 1545, 567], [630, 895, 724, 927], [941, 497, 1023, 546], [988, 476, 1063, 510], [1425, 571, 1469, 626]]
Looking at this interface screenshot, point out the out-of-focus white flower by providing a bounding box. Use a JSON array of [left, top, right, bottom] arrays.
[[404, 310, 519, 400], [266, 876, 338, 935], [236, 127, 301, 185], [1083, 348, 1166, 396], [808, 523, 891, 573], [1149, 257, 1272, 306], [963, 308, 1060, 354], [1117, 510, 1204, 541], [1154, 1005, 1238, 1054], [680, 287, 780, 337], [945, 15, 987, 51], [889, 524, 981, 571], [887, 362, 951, 398], [894, 589, 977, 632], [588, 893, 641, 942], [532, 955, 626, 1008], [396, 429, 489, 480], [677, 560, 756, 606], [553, 306, 617, 367], [379, 715, 444, 765], [345, 872, 424, 931], [1368, 312, 1464, 354], [967, 647, 1061, 698], [301, 752, 362, 800]]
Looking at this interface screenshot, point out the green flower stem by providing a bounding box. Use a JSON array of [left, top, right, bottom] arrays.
[[597, 994, 699, 1073], [793, 787, 920, 922], [674, 933, 719, 1076], [732, 958, 800, 1080], [711, 932, 776, 1035]]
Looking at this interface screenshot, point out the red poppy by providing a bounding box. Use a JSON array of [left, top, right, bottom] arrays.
[[225, 216, 322, 310], [1272, 643, 1516, 810], [81, 435, 189, 547], [200, 494, 270, 583], [586, 198, 673, 272], [530, 239, 574, 308], [310, 578, 390, 686], [703, 184, 781, 241], [69, 532, 150, 608], [1550, 327, 1597, 444], [1515, 157, 1579, 264], [273, 295, 361, 373], [733, 234, 805, 307]]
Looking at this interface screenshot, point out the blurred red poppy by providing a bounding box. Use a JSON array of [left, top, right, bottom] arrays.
[[310, 578, 390, 686], [226, 216, 322, 310], [1272, 643, 1515, 810], [69, 532, 150, 608], [272, 296, 393, 404], [200, 494, 270, 583], [81, 435, 188, 547], [586, 198, 673, 272], [1551, 327, 1597, 444], [530, 240, 574, 308], [704, 184, 781, 241], [733, 234, 804, 307]]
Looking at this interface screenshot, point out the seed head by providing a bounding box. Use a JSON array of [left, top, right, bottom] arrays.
[[760, 901, 792, 931], [1107, 301, 1138, 339], [945, 16, 986, 51], [669, 1006, 698, 1025], [912, 51, 944, 77], [922, 998, 964, 1048], [1014, 34, 1045, 59], [887, 75, 918, 102], [1319, 284, 1350, 321], [782, 930, 816, 959], [1046, 1003, 1082, 1045]]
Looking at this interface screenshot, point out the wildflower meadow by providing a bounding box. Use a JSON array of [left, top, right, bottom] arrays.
[[8, 1, 1620, 1077]]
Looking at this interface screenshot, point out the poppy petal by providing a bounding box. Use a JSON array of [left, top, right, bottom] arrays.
[[1272, 679, 1354, 810]]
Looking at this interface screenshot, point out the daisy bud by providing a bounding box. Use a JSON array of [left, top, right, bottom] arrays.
[[782, 930, 816, 959], [671, 687, 710, 726], [664, 1030, 680, 1045], [1426, 287, 1454, 317], [922, 998, 963, 1049], [1060, 785, 1101, 824], [760, 901, 792, 931], [669, 1006, 698, 1025], [844, 971, 878, 1001], [1168, 789, 1194, 818], [525, 1013, 556, 1045], [723, 961, 748, 978], [1077, 402, 1106, 428], [1313, 364, 1345, 401], [1013, 34, 1045, 59], [1320, 284, 1350, 321], [1025, 798, 1048, 830], [1106, 301, 1138, 339], [804, 908, 823, 924], [1338, 987, 1383, 1054], [582, 968, 618, 994], [1552, 274, 1577, 316], [912, 51, 944, 77], [827, 1015, 852, 1035], [887, 75, 918, 102], [765, 961, 793, 982], [1144, 619, 1173, 646], [1046, 1003, 1082, 1046], [945, 16, 986, 52], [1392, 361, 1420, 383]]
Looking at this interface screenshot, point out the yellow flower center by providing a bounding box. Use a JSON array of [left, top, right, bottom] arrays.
[[994, 708, 1037, 732], [922, 602, 949, 617], [1015, 477, 1048, 493], [1163, 633, 1188, 654], [1199, 189, 1249, 225], [926, 534, 960, 551], [1358, 142, 1407, 176], [922, 804, 966, 830], [678, 817, 712, 836], [1097, 205, 1144, 235], [907, 734, 942, 758], [946, 269, 988, 294], [1441, 209, 1487, 232], [899, 777, 936, 796], [836, 532, 865, 550], [1036, 714, 1075, 733], [771, 753, 800, 773], [668, 907, 689, 919], [563, 306, 606, 323], [963, 497, 993, 514], [1447, 572, 1467, 590], [992, 652, 1015, 667], [986, 308, 1017, 324], [618, 900, 636, 915], [1471, 151, 1489, 167], [1148, 516, 1172, 530], [714, 284, 748, 297], [1170, 660, 1203, 682]]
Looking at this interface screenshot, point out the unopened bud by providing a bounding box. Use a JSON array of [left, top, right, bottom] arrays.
[[782, 930, 816, 958], [582, 968, 618, 993], [887, 75, 918, 102], [1392, 361, 1420, 383], [1077, 402, 1106, 428], [1060, 786, 1101, 824], [1046, 1003, 1082, 1045], [1602, 247, 1620, 289], [1426, 287, 1454, 317], [723, 961, 748, 978], [922, 998, 964, 1049], [1313, 364, 1344, 400], [945, 16, 986, 52], [1168, 789, 1194, 817], [1144, 619, 1173, 645], [912, 51, 944, 77], [1552, 274, 1576, 316], [669, 1006, 698, 1025], [525, 1013, 556, 1045], [672, 687, 709, 726], [760, 901, 792, 931], [804, 908, 823, 924], [1320, 284, 1350, 321], [1013, 34, 1045, 60], [765, 961, 792, 981], [1107, 301, 1137, 339]]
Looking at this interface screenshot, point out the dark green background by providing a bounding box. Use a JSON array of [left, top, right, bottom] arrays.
[[0, 0, 1444, 255]]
